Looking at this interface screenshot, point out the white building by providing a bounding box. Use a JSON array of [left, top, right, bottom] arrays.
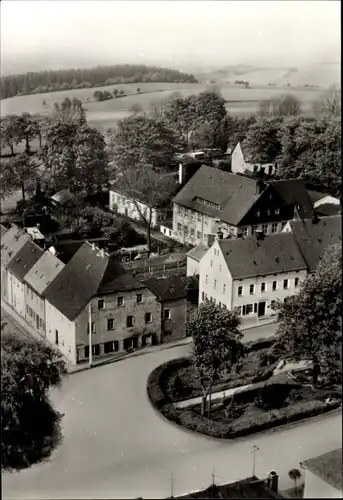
[[199, 232, 308, 325], [302, 449, 342, 498], [186, 244, 208, 276], [231, 142, 276, 176]]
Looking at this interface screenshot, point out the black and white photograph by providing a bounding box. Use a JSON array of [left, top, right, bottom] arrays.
[[0, 0, 341, 498]]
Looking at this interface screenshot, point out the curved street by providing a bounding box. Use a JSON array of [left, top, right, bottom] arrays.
[[2, 343, 342, 500]]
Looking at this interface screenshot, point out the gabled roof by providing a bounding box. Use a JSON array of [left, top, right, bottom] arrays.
[[218, 233, 307, 280], [287, 215, 341, 272], [173, 165, 261, 226], [1, 225, 31, 268], [24, 252, 65, 296], [315, 203, 341, 217], [269, 179, 313, 219], [43, 242, 143, 321], [303, 449, 342, 491], [307, 189, 328, 204], [50, 188, 74, 205], [142, 275, 187, 301], [7, 240, 44, 281], [186, 244, 208, 262], [0, 224, 8, 238]]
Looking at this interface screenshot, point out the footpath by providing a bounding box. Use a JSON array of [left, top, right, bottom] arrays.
[[1, 299, 276, 375]]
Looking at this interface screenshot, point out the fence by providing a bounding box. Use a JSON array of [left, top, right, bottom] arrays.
[[126, 259, 186, 276]]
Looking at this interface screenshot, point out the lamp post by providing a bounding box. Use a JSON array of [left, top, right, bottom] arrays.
[[88, 303, 92, 367]]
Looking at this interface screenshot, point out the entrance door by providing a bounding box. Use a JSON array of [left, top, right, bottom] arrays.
[[258, 301, 266, 317]]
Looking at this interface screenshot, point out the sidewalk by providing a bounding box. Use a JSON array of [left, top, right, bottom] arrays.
[[175, 382, 256, 409]]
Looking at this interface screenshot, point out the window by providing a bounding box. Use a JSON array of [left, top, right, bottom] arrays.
[[203, 234, 207, 244], [223, 284, 226, 293], [190, 212, 195, 221], [271, 223, 278, 233], [261, 282, 266, 292], [197, 213, 202, 221], [124, 338, 134, 350], [98, 299, 104, 310], [84, 346, 89, 358], [68, 343, 72, 353], [275, 208, 280, 215], [204, 216, 209, 226], [194, 197, 220, 210], [283, 279, 289, 289], [117, 297, 124, 307], [177, 223, 182, 233], [136, 293, 142, 304], [272, 280, 277, 291], [26, 304, 29, 314], [61, 337, 65, 346], [234, 306, 242, 315], [250, 284, 255, 295], [219, 265, 222, 272], [145, 312, 152, 324], [197, 231, 201, 239], [295, 277, 299, 287], [251, 225, 258, 235], [256, 211, 260, 218], [238, 286, 243, 296], [242, 228, 248, 237], [92, 344, 100, 356], [184, 209, 188, 218], [107, 318, 114, 330], [266, 209, 271, 216], [184, 226, 188, 236], [164, 309, 170, 320], [262, 224, 268, 234], [246, 304, 253, 314], [127, 316, 134, 327], [210, 260, 213, 267], [178, 205, 182, 215], [205, 274, 208, 284], [88, 322, 95, 334], [190, 228, 195, 237], [55, 329, 59, 345], [214, 279, 217, 289], [202, 291, 205, 301]]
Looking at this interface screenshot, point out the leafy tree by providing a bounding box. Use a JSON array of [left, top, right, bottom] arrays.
[[1, 331, 67, 471], [119, 90, 125, 95], [113, 89, 119, 98], [313, 85, 341, 117], [0, 153, 40, 201], [94, 90, 104, 101], [34, 114, 54, 148], [194, 91, 227, 147], [243, 116, 283, 163], [114, 167, 176, 254], [258, 95, 302, 118], [136, 87, 141, 93], [185, 301, 245, 417], [189, 123, 214, 151], [106, 115, 178, 174], [19, 113, 40, 154], [288, 469, 302, 493], [163, 95, 198, 146], [225, 115, 257, 151], [273, 244, 342, 387], [0, 115, 23, 155], [148, 91, 183, 122]]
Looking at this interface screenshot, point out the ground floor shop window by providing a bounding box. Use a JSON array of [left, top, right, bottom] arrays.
[[104, 340, 119, 354], [123, 337, 138, 350], [92, 344, 100, 356]]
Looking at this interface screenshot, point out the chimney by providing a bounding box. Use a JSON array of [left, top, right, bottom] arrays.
[[92, 243, 95, 251], [256, 230, 265, 241], [178, 162, 186, 185], [267, 471, 279, 493]]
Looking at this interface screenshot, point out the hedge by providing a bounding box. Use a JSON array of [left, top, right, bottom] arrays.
[[161, 399, 341, 439]]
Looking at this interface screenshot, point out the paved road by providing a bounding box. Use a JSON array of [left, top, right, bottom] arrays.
[[2, 339, 341, 500]]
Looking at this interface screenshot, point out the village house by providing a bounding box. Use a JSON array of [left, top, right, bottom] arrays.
[[308, 190, 341, 217], [142, 275, 188, 342], [301, 448, 342, 498], [1, 225, 30, 305], [6, 240, 44, 319], [186, 244, 207, 276], [24, 251, 65, 337], [43, 241, 161, 365], [282, 215, 342, 273], [231, 142, 277, 176], [199, 232, 308, 325], [172, 165, 313, 246]]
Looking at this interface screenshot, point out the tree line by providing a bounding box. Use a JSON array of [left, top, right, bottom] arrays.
[[0, 64, 198, 99]]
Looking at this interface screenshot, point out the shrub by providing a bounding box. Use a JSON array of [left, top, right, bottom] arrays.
[[147, 357, 190, 409], [169, 375, 183, 399], [255, 383, 292, 410]]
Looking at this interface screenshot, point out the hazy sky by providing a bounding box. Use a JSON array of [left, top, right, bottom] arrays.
[[1, 0, 340, 74]]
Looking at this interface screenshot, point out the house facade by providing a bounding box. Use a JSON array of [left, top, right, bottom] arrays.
[[231, 142, 276, 176], [302, 449, 342, 499], [172, 165, 313, 247], [24, 251, 65, 337], [199, 234, 307, 325], [186, 244, 207, 276], [43, 241, 162, 365]]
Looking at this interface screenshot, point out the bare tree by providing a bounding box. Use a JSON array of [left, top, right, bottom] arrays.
[[313, 85, 341, 117]]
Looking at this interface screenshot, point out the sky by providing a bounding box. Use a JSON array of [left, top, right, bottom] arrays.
[[1, 0, 341, 75]]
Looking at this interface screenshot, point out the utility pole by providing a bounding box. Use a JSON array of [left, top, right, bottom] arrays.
[[170, 471, 174, 498], [212, 465, 215, 486], [88, 303, 92, 367], [252, 444, 260, 478]]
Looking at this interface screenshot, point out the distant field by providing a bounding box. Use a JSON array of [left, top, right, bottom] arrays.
[[0, 81, 322, 134]]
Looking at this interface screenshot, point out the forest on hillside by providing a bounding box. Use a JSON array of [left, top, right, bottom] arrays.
[[0, 64, 198, 99]]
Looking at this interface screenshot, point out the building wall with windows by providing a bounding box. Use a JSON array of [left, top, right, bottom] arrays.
[[10, 273, 26, 319], [161, 297, 187, 342], [45, 300, 77, 364], [25, 284, 46, 337], [75, 288, 162, 363], [109, 189, 159, 228], [231, 143, 276, 176]]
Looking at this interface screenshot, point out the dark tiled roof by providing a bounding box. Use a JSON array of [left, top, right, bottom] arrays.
[[174, 476, 283, 499], [44, 242, 143, 321], [1, 225, 31, 267], [142, 275, 187, 301], [307, 189, 327, 203], [315, 203, 341, 217], [218, 233, 307, 279], [303, 449, 342, 491], [7, 240, 44, 280], [288, 215, 341, 273], [269, 179, 313, 219], [173, 165, 261, 226], [186, 244, 208, 262]]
